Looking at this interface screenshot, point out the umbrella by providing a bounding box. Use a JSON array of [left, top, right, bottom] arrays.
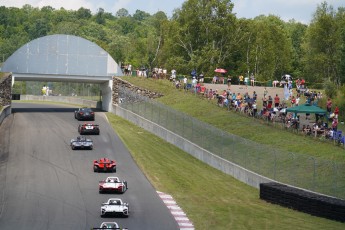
[[214, 68, 227, 73], [285, 104, 326, 115], [281, 74, 292, 81]]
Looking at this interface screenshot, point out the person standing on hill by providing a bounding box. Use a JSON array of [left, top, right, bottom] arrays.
[[239, 75, 244, 85], [274, 94, 280, 107], [326, 98, 332, 114], [295, 94, 300, 106], [267, 95, 273, 109], [263, 87, 268, 98], [291, 96, 296, 107], [250, 73, 255, 86], [227, 75, 232, 88], [334, 105, 339, 118]]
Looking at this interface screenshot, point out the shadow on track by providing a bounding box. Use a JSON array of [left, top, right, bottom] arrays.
[[11, 108, 103, 113]]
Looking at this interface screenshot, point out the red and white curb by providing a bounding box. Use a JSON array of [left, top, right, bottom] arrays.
[[157, 191, 194, 230]]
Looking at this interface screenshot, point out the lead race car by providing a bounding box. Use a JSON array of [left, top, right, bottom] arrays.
[[99, 176, 128, 194], [70, 136, 93, 150], [78, 122, 100, 135], [74, 107, 95, 121], [101, 198, 129, 218], [94, 158, 117, 172]]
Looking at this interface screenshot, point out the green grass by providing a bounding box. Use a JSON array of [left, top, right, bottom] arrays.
[[121, 77, 345, 163], [106, 113, 345, 230]]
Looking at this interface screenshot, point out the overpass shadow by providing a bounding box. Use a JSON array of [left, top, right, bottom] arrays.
[[12, 107, 103, 113]]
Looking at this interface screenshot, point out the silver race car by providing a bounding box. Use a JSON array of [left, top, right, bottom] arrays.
[[101, 198, 129, 218], [70, 136, 93, 150], [99, 177, 128, 194], [92, 222, 128, 229]]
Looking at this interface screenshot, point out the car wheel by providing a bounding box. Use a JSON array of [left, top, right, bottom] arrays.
[[90, 146, 93, 150], [113, 167, 116, 173], [71, 145, 75, 150], [93, 166, 98, 172]]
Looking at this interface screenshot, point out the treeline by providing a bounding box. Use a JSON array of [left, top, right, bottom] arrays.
[[0, 1, 345, 87]]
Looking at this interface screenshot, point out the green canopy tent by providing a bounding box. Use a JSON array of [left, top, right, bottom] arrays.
[[285, 103, 326, 115]]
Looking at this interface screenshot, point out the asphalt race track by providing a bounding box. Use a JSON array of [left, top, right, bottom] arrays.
[[0, 102, 179, 230]]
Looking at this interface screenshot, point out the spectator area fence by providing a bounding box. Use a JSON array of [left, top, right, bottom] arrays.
[[117, 86, 345, 200]]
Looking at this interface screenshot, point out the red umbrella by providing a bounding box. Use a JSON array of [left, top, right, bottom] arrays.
[[214, 68, 227, 73]]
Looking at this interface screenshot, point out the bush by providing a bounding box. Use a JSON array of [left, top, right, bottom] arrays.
[[324, 80, 337, 98]]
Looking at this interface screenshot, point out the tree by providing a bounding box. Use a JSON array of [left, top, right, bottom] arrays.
[[28, 18, 50, 39], [164, 0, 236, 75], [76, 7, 92, 20], [336, 7, 345, 84], [133, 10, 150, 21], [248, 15, 292, 80], [285, 20, 307, 78], [95, 8, 105, 24], [116, 8, 129, 18], [302, 2, 340, 85]]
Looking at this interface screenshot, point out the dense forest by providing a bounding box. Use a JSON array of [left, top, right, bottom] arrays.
[[0, 0, 345, 88]]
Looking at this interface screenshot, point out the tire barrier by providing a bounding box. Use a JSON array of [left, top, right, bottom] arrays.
[[260, 182, 345, 223]]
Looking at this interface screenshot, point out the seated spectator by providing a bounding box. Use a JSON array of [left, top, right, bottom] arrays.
[[327, 128, 334, 139], [305, 125, 312, 135], [252, 101, 257, 117], [302, 125, 306, 134]]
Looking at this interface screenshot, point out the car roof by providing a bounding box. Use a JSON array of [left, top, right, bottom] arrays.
[[109, 198, 122, 202], [99, 158, 111, 162], [107, 177, 119, 180], [100, 222, 119, 227]]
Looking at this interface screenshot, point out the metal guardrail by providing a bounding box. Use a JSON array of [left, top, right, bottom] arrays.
[[118, 86, 345, 200], [0, 105, 11, 125]]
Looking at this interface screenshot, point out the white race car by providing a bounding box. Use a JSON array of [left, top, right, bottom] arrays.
[[99, 177, 128, 194], [101, 198, 129, 218], [92, 222, 122, 229]]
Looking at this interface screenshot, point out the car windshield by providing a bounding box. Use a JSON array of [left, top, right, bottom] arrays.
[[109, 200, 121, 205], [81, 108, 92, 112], [101, 223, 118, 228]]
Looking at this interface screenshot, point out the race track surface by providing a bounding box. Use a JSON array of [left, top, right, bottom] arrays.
[[0, 102, 178, 230]]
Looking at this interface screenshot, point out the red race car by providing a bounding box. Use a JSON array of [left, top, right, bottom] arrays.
[[93, 158, 116, 173]]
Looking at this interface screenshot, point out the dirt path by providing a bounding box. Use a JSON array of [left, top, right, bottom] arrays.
[[203, 83, 285, 102]]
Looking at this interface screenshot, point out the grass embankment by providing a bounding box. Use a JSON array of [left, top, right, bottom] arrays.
[[122, 77, 345, 163], [106, 113, 345, 230]]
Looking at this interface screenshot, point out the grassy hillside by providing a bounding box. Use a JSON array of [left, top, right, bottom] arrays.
[[121, 76, 345, 163]]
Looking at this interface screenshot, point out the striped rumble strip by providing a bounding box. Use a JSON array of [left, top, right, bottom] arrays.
[[157, 191, 195, 230]]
